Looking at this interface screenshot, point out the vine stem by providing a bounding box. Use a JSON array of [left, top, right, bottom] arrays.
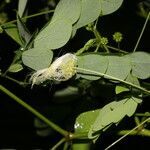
[[1, 9, 54, 27], [133, 11, 150, 52], [107, 45, 127, 54], [104, 117, 150, 150], [75, 67, 150, 95], [135, 113, 150, 117], [51, 138, 66, 150], [1, 74, 27, 86], [118, 128, 150, 137], [0, 84, 68, 137]]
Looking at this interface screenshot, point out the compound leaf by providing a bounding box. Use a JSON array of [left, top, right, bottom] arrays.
[[88, 97, 140, 139]]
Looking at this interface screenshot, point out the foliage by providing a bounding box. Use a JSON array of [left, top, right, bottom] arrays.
[[0, 0, 150, 149]]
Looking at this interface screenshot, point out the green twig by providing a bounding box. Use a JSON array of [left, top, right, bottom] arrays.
[[0, 85, 68, 137], [70, 132, 88, 140], [118, 128, 150, 137], [134, 116, 141, 126], [75, 39, 96, 55], [105, 117, 150, 150], [63, 142, 69, 150], [92, 26, 109, 53], [1, 9, 54, 27], [76, 67, 150, 95], [1, 74, 27, 86], [107, 45, 128, 54], [51, 138, 66, 150], [133, 11, 150, 52], [135, 112, 150, 117]]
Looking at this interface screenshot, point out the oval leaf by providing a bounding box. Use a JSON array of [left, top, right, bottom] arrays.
[[75, 109, 100, 133], [105, 55, 131, 80], [22, 47, 53, 70], [99, 0, 123, 16], [129, 52, 150, 79], [34, 19, 72, 50], [8, 63, 23, 73], [52, 0, 81, 24], [74, 0, 101, 29], [4, 23, 23, 46], [77, 53, 108, 80]]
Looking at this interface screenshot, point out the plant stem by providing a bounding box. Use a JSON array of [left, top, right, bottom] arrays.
[[107, 45, 128, 54], [134, 116, 141, 126], [0, 85, 68, 137], [135, 112, 150, 117], [1, 9, 54, 27], [70, 132, 88, 140], [118, 128, 150, 136], [75, 39, 96, 55], [1, 74, 27, 86], [51, 138, 66, 150], [105, 117, 150, 150], [92, 26, 109, 53], [133, 11, 150, 52], [76, 67, 150, 95]]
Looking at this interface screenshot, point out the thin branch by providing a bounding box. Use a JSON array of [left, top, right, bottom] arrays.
[[104, 117, 150, 150], [76, 67, 150, 95], [107, 45, 128, 54], [0, 85, 68, 137], [1, 74, 28, 86], [51, 138, 66, 150], [118, 128, 150, 137], [1, 9, 54, 27], [135, 112, 150, 117], [133, 11, 150, 52]]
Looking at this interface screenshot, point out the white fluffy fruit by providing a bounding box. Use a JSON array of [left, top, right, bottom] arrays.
[[30, 53, 77, 87]]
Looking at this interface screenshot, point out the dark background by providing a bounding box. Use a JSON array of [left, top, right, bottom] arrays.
[[0, 0, 150, 149]]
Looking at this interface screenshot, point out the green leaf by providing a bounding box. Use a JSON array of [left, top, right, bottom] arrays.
[[8, 63, 23, 73], [75, 109, 100, 133], [115, 85, 129, 94], [125, 73, 140, 86], [88, 97, 140, 139], [105, 55, 131, 80], [4, 23, 23, 46], [77, 53, 108, 80], [131, 96, 142, 104], [22, 47, 53, 70], [130, 52, 150, 79], [34, 19, 72, 50], [74, 0, 101, 29], [18, 0, 28, 17], [17, 15, 31, 43], [99, 0, 123, 16], [52, 0, 81, 24]]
